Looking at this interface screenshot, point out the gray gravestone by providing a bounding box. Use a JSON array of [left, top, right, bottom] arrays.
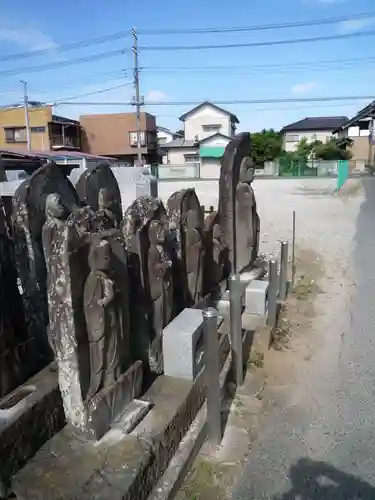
[[75, 162, 122, 228], [122, 196, 173, 376], [12, 161, 79, 362], [218, 133, 260, 275], [43, 218, 142, 440], [167, 189, 205, 313]]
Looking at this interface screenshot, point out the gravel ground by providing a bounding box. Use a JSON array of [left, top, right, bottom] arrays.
[[174, 176, 368, 500]]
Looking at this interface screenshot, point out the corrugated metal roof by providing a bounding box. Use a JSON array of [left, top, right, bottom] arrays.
[[281, 116, 348, 132], [161, 139, 196, 148], [0, 148, 114, 160]]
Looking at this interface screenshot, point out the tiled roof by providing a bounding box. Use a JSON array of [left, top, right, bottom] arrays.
[[281, 116, 349, 133]]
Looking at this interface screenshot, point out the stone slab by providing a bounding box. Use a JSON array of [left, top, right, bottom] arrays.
[[0, 363, 64, 485], [12, 333, 231, 500], [245, 279, 269, 315]]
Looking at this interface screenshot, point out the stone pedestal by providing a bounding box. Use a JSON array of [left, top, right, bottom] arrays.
[[244, 279, 269, 316]]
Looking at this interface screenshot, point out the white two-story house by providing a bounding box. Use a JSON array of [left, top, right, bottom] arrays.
[[160, 101, 239, 178]]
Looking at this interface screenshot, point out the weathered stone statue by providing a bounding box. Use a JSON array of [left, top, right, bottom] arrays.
[[123, 196, 173, 376], [12, 161, 79, 361], [237, 157, 260, 266], [184, 208, 204, 304], [147, 219, 172, 373], [84, 239, 122, 399], [218, 133, 259, 274], [167, 189, 205, 313], [43, 220, 142, 440], [76, 163, 122, 227]]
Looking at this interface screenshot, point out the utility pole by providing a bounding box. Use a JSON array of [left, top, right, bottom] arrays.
[[20, 80, 31, 150], [132, 27, 142, 166]]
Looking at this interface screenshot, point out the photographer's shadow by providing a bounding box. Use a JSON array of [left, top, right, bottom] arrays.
[[275, 458, 375, 499]]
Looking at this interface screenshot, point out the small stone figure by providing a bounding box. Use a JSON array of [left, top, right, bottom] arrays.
[[147, 219, 172, 372], [212, 223, 225, 266], [84, 239, 122, 400], [42, 193, 69, 252], [184, 209, 204, 304], [96, 187, 118, 230]]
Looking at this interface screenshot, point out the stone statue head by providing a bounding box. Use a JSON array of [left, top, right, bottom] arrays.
[[98, 188, 114, 211], [239, 157, 254, 184], [45, 193, 67, 220], [148, 219, 165, 245], [88, 239, 111, 272]]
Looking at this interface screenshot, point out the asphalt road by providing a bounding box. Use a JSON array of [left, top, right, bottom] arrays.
[[231, 178, 375, 499]]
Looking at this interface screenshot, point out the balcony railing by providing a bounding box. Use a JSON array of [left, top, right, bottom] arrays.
[[51, 135, 80, 149]]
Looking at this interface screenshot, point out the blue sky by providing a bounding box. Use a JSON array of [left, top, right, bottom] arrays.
[[1, 0, 375, 132]]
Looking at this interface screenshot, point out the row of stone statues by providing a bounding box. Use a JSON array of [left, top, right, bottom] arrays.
[[0, 133, 260, 437]]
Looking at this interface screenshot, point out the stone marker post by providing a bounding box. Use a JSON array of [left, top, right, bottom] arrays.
[[229, 274, 244, 387], [203, 307, 222, 447], [279, 241, 289, 301], [267, 259, 278, 328]]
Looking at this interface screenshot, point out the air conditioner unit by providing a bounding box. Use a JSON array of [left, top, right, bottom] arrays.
[[194, 134, 200, 143]]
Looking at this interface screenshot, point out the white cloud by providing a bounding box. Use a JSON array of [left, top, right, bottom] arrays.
[[146, 90, 167, 102], [337, 18, 373, 34], [0, 21, 57, 51], [291, 81, 318, 94]]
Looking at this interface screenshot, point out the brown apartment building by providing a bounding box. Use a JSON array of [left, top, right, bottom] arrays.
[[80, 112, 158, 164], [0, 104, 81, 151]]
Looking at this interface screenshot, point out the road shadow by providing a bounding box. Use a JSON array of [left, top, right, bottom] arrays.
[[274, 458, 375, 499]]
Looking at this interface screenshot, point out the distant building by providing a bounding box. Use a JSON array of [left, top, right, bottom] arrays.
[[333, 101, 375, 168], [281, 116, 348, 152], [80, 112, 158, 165], [161, 101, 239, 178], [157, 126, 183, 145], [0, 103, 81, 152]]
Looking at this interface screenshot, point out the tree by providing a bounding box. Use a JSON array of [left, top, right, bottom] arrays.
[[250, 129, 283, 167], [175, 129, 184, 137], [313, 138, 352, 160]]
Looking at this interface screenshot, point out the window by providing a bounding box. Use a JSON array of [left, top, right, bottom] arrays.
[[129, 131, 146, 147], [4, 127, 27, 143], [285, 134, 299, 142], [202, 124, 221, 133], [184, 153, 199, 163], [31, 126, 46, 133], [158, 137, 167, 144]]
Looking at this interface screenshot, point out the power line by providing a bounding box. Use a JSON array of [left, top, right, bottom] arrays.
[[0, 10, 372, 64], [0, 48, 126, 78], [140, 29, 375, 51], [141, 55, 375, 72], [138, 11, 375, 34], [0, 32, 131, 63], [51, 83, 132, 105], [52, 95, 375, 107]]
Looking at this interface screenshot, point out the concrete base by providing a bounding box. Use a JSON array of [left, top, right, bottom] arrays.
[[12, 335, 231, 500], [245, 279, 269, 315], [0, 363, 64, 485]]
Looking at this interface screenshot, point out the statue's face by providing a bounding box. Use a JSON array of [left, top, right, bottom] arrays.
[[46, 194, 65, 219], [239, 157, 254, 183]]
